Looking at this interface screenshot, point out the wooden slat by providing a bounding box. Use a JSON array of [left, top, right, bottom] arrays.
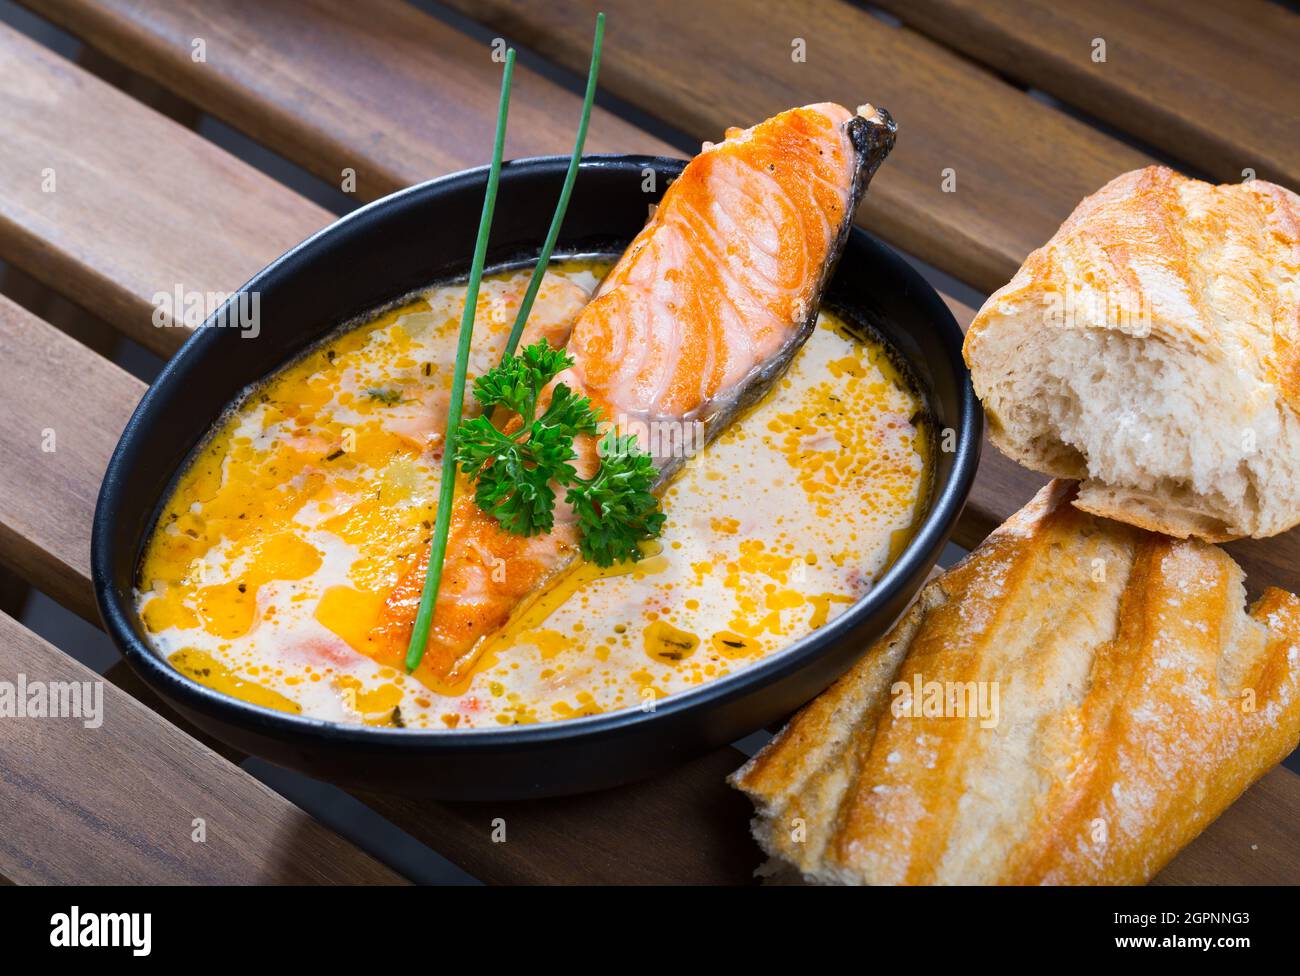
[[23, 0, 675, 197], [0, 276, 300, 765], [433, 0, 1153, 293], [0, 22, 330, 355], [0, 607, 404, 884], [0, 293, 142, 622], [1154, 765, 1300, 885], [361, 749, 759, 885], [873, 0, 1300, 189], [0, 299, 399, 879], [100, 655, 244, 765], [8, 0, 1299, 884]]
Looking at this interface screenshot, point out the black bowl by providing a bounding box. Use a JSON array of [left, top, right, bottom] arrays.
[[93, 155, 981, 800]]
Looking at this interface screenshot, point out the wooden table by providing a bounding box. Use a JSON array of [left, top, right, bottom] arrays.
[[1, 0, 1297, 884]]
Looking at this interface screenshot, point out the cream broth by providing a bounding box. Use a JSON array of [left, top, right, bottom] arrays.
[[136, 261, 929, 728]]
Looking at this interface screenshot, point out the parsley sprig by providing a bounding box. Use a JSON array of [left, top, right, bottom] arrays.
[[568, 430, 665, 567], [457, 343, 596, 536], [455, 341, 664, 565]]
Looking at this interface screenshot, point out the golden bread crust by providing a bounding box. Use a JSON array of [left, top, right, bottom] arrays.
[[962, 166, 1300, 541], [1069, 487, 1239, 544], [730, 481, 1300, 884], [965, 167, 1300, 410]]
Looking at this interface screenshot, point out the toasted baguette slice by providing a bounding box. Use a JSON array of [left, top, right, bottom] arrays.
[[963, 166, 1300, 541], [730, 481, 1300, 885]]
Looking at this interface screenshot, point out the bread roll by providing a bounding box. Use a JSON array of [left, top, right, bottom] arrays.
[[730, 480, 1300, 885], [963, 166, 1300, 541]]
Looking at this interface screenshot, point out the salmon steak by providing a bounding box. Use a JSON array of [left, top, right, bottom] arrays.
[[377, 102, 898, 687]]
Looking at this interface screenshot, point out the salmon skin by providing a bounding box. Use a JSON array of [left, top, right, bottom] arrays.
[[375, 103, 898, 687]]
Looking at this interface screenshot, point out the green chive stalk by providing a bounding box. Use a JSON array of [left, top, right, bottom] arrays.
[[500, 12, 605, 360], [405, 48, 516, 673]]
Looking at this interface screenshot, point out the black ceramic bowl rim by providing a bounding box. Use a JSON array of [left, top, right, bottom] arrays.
[[93, 154, 981, 756]]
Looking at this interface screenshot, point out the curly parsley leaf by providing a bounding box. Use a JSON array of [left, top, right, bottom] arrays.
[[470, 340, 574, 420], [454, 341, 596, 537], [537, 382, 600, 439], [472, 440, 559, 536], [455, 340, 665, 561], [567, 431, 666, 566]]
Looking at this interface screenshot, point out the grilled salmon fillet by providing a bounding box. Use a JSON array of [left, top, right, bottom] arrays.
[[377, 102, 898, 687]]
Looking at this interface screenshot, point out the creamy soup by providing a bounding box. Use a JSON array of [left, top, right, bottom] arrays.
[[136, 261, 930, 728]]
